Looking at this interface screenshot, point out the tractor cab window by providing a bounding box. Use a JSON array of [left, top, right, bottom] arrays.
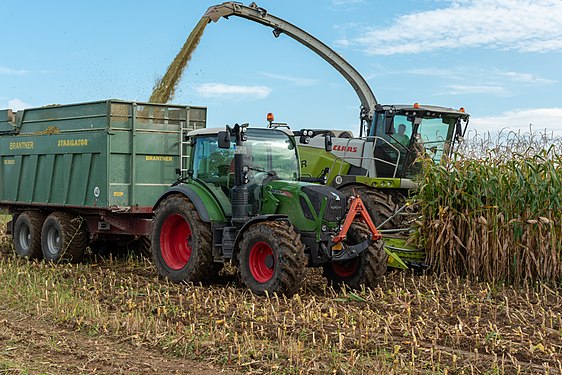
[[191, 130, 299, 186], [244, 129, 300, 182], [192, 136, 235, 181]]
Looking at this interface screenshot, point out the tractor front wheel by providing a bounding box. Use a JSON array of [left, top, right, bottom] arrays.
[[151, 195, 221, 283], [238, 221, 306, 296], [323, 221, 387, 290]]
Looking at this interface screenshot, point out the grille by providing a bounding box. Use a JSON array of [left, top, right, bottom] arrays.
[[301, 185, 347, 222], [299, 195, 315, 220]]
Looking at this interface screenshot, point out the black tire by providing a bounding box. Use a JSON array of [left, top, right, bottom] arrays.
[[89, 240, 112, 256], [41, 212, 87, 263], [340, 185, 400, 229], [151, 195, 221, 283], [135, 236, 152, 259], [13, 211, 46, 259], [90, 240, 128, 257], [237, 221, 307, 297], [323, 221, 388, 290], [89, 237, 151, 258]]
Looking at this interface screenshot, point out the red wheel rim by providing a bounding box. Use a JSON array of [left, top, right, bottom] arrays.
[[160, 214, 192, 270], [332, 259, 358, 278], [249, 242, 274, 283]]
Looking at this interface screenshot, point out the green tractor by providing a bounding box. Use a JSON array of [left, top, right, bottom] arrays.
[[150, 124, 387, 296]]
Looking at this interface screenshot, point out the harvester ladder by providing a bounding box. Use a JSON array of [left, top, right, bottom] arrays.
[[179, 112, 191, 178]]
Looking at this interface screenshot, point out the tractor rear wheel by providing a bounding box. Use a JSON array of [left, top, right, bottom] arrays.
[[238, 221, 307, 296], [151, 195, 221, 283], [340, 185, 400, 230], [13, 211, 46, 259], [323, 221, 387, 290], [41, 212, 87, 263]]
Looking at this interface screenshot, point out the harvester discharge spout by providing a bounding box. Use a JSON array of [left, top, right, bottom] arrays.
[[203, 1, 378, 136]]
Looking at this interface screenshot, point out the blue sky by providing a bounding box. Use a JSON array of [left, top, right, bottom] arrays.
[[2, 0, 562, 137]]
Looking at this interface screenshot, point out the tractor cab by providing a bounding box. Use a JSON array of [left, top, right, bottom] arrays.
[[188, 127, 300, 215], [370, 104, 469, 178]]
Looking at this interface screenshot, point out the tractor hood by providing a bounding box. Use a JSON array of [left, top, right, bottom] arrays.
[[263, 180, 347, 228]]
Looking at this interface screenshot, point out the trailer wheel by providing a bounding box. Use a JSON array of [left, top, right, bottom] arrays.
[[13, 212, 46, 259], [323, 221, 387, 290], [136, 236, 152, 259], [41, 212, 87, 263], [238, 221, 307, 296], [151, 195, 221, 283]]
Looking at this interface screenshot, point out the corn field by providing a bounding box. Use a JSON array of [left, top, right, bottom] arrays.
[[415, 127, 562, 284]]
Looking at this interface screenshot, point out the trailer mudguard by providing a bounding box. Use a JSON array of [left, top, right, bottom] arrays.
[[153, 183, 227, 223]]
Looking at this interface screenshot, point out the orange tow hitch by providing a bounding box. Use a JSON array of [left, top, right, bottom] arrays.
[[332, 195, 382, 243]]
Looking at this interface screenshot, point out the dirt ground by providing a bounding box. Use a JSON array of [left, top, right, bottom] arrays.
[[0, 219, 560, 373], [0, 308, 237, 375]]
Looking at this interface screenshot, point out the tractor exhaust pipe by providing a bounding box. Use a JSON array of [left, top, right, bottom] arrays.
[[230, 123, 248, 225]]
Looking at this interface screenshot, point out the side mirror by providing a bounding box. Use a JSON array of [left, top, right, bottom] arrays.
[[218, 131, 231, 149], [324, 134, 333, 152], [299, 135, 310, 144]]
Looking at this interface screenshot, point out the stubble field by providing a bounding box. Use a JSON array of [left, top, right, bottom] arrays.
[[0, 216, 560, 374]]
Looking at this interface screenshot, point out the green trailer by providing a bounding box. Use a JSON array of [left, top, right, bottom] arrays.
[[0, 99, 206, 261]]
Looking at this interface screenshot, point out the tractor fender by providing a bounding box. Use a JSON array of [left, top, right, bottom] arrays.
[[153, 184, 227, 223], [232, 214, 289, 257]]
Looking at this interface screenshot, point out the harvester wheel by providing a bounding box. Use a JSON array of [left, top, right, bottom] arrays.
[[151, 195, 221, 283], [13, 211, 46, 259], [323, 221, 387, 290], [340, 186, 400, 229], [238, 221, 306, 296], [41, 212, 87, 263]]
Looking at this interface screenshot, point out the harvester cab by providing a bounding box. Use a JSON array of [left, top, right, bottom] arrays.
[[299, 103, 470, 185], [369, 104, 468, 178], [151, 125, 387, 296]]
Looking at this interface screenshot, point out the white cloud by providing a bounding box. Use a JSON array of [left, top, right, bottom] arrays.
[[0, 66, 28, 75], [471, 108, 562, 135], [395, 67, 556, 86], [260, 72, 319, 86], [407, 68, 461, 79], [195, 83, 271, 100], [437, 84, 511, 96], [7, 98, 31, 110], [348, 0, 562, 55], [405, 67, 555, 96], [498, 72, 557, 84]]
